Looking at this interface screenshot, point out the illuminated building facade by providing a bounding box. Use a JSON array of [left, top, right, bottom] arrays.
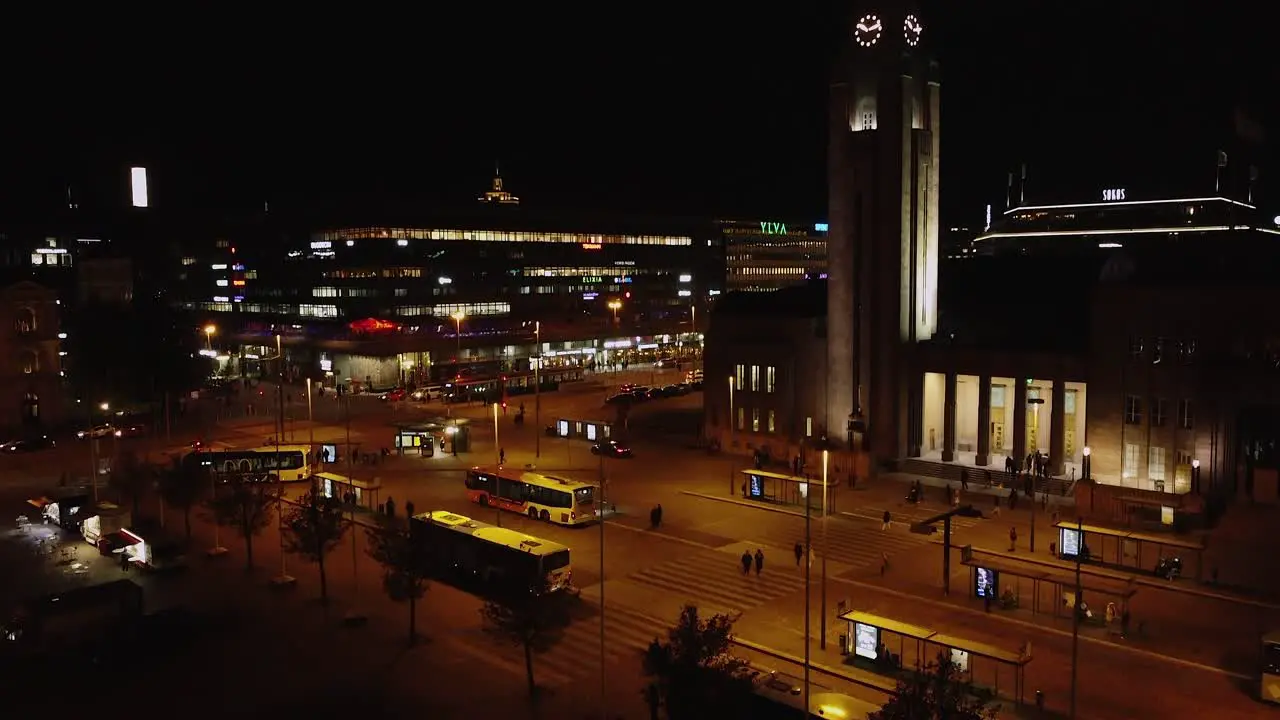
[[0, 281, 65, 433], [709, 185, 1280, 507], [721, 220, 828, 292]]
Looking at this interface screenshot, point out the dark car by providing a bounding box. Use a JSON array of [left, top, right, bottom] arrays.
[[605, 393, 632, 406], [591, 440, 633, 459], [0, 435, 56, 453]]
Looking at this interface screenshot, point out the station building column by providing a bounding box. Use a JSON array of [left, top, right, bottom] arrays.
[[1050, 379, 1066, 476], [942, 371, 957, 462], [975, 374, 992, 466], [1012, 379, 1028, 466]]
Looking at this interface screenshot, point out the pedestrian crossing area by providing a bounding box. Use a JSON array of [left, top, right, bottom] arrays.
[[747, 518, 935, 573], [847, 504, 984, 530], [532, 600, 671, 686]]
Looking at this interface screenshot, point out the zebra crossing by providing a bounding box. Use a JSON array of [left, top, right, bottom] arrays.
[[749, 518, 936, 572], [848, 504, 984, 530]]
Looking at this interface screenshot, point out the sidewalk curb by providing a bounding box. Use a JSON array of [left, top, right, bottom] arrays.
[[731, 636, 898, 694], [826, 576, 1251, 681]]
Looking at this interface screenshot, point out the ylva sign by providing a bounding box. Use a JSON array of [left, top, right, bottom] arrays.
[[760, 221, 788, 235]]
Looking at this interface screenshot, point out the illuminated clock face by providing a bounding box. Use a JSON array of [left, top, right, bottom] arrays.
[[904, 14, 923, 47], [855, 14, 882, 48]]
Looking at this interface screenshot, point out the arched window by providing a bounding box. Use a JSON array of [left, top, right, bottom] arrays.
[[14, 307, 36, 334], [19, 349, 39, 374]]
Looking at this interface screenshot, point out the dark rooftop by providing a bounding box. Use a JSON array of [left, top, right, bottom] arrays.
[[712, 280, 827, 318]]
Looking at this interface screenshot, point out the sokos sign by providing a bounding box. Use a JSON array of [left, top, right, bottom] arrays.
[[760, 221, 788, 235], [1102, 188, 1126, 202]]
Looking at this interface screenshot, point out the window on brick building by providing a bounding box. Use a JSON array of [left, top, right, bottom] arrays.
[[750, 365, 760, 392], [751, 408, 760, 432], [1129, 336, 1144, 360], [766, 366, 776, 393], [1124, 396, 1142, 425], [1123, 443, 1140, 479], [768, 410, 776, 433], [1178, 400, 1194, 430], [1152, 399, 1167, 427], [735, 364, 744, 391]]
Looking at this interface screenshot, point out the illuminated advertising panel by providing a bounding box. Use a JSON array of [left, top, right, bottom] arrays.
[[854, 622, 879, 660], [130, 167, 149, 208]]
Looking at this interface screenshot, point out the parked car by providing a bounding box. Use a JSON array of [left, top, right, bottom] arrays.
[[591, 440, 633, 459], [0, 435, 56, 453]]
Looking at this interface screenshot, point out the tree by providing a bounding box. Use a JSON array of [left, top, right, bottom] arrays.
[[204, 476, 279, 572], [157, 461, 207, 543], [280, 492, 348, 605], [870, 651, 999, 720], [642, 604, 753, 719], [109, 450, 155, 520], [479, 579, 571, 698], [365, 518, 432, 645]]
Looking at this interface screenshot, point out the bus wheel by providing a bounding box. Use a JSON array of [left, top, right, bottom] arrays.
[[479, 494, 489, 507], [528, 507, 538, 520], [539, 510, 550, 522]]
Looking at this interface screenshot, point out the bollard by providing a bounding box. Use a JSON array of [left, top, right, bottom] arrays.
[[1035, 690, 1045, 712]]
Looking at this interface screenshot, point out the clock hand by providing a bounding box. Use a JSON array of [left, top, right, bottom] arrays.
[[856, 23, 869, 32], [870, 21, 882, 31]]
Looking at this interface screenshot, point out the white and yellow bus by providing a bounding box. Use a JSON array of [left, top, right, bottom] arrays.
[[410, 511, 573, 594], [464, 466, 598, 526], [183, 444, 311, 483]]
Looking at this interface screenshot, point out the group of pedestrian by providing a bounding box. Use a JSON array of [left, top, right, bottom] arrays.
[[740, 548, 765, 575]]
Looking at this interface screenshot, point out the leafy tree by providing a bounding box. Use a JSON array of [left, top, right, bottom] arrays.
[[365, 519, 432, 645], [479, 579, 571, 698], [204, 476, 279, 572], [157, 461, 208, 543], [870, 651, 999, 720], [109, 450, 155, 520], [642, 604, 753, 719], [280, 492, 348, 605]]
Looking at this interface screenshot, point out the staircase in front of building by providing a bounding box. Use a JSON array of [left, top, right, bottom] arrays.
[[897, 458, 1074, 496]]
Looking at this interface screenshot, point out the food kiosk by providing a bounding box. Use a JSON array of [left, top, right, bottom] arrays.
[[26, 491, 91, 531], [81, 502, 132, 550]]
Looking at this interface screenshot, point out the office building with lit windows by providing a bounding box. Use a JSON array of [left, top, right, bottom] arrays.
[[708, 187, 1280, 511], [721, 220, 828, 292]]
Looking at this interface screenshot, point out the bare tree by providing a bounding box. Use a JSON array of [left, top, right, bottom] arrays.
[[479, 579, 571, 698], [365, 519, 432, 645], [204, 476, 279, 572], [109, 450, 154, 519], [281, 493, 348, 605], [157, 461, 207, 543]]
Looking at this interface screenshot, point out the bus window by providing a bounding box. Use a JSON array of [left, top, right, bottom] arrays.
[[575, 487, 595, 507], [544, 550, 570, 572], [465, 471, 494, 492], [497, 477, 525, 502]]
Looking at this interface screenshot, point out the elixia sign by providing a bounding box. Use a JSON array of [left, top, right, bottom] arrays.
[[760, 221, 788, 235]]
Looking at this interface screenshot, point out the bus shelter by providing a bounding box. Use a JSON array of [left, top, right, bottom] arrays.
[[961, 547, 1138, 620], [837, 609, 937, 671], [312, 472, 382, 511], [927, 633, 1031, 705], [738, 469, 830, 513], [1055, 521, 1206, 580], [553, 418, 613, 443]]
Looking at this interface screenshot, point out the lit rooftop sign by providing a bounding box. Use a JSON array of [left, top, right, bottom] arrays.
[[1102, 188, 1126, 202]]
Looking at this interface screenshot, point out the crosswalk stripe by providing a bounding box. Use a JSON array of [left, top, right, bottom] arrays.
[[626, 551, 805, 612], [743, 521, 935, 571]]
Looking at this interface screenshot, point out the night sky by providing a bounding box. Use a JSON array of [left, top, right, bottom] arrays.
[[3, 3, 1275, 224]]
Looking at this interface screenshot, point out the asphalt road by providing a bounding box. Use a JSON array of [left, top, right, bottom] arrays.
[[1, 367, 1275, 719]]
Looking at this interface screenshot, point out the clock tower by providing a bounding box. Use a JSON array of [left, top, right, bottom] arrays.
[[826, 2, 939, 466]]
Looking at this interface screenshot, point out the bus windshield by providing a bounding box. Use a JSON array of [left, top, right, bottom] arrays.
[[575, 487, 595, 506], [1264, 641, 1280, 674]]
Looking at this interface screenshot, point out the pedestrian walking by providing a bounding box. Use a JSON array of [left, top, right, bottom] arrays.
[[794, 542, 804, 566], [741, 550, 752, 575], [741, 480, 748, 498], [1009, 526, 1018, 552], [754, 549, 764, 576], [654, 503, 663, 527], [499, 448, 506, 465], [880, 552, 889, 576], [649, 506, 660, 529], [881, 509, 891, 531], [960, 470, 969, 491], [1120, 608, 1131, 638]]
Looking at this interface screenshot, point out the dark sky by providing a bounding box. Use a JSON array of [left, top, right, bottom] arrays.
[[2, 2, 1276, 225]]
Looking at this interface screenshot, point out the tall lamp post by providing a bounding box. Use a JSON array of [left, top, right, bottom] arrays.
[[820, 449, 829, 650], [203, 324, 216, 352], [534, 321, 542, 459], [727, 375, 735, 495], [608, 299, 621, 326], [89, 401, 109, 503], [492, 403, 502, 528], [451, 310, 466, 360]]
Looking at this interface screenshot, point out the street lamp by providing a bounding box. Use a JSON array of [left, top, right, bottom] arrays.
[[450, 310, 466, 360], [820, 449, 829, 650], [534, 321, 542, 459], [1191, 458, 1201, 493], [1082, 446, 1092, 482], [203, 324, 216, 351], [492, 403, 502, 527], [89, 401, 109, 503], [607, 299, 621, 325], [727, 375, 735, 495], [1027, 396, 1045, 553]]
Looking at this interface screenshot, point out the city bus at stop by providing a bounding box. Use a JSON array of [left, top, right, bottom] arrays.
[[410, 511, 573, 594], [464, 466, 598, 526], [182, 444, 311, 483]]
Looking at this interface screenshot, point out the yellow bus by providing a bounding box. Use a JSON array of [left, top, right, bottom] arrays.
[[410, 511, 573, 594], [464, 466, 598, 526], [183, 444, 311, 483]]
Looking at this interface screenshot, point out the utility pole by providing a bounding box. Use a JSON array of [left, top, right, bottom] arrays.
[[1070, 515, 1082, 719], [493, 403, 502, 528], [1027, 396, 1045, 552], [598, 446, 607, 720], [804, 469, 812, 716], [344, 394, 364, 625], [820, 450, 829, 650], [727, 376, 735, 495], [534, 321, 541, 459]]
